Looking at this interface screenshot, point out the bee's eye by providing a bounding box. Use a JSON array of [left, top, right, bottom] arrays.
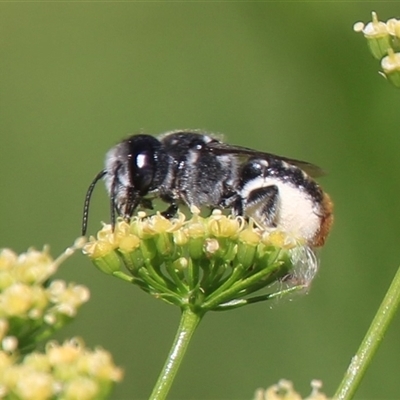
[[126, 135, 161, 195], [131, 151, 155, 193]]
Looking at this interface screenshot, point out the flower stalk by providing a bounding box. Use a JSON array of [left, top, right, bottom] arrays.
[[334, 264, 400, 400], [149, 308, 203, 400]]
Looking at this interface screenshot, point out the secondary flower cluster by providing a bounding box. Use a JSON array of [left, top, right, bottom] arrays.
[[0, 337, 123, 400], [0, 243, 89, 353], [83, 210, 318, 312], [0, 242, 123, 399], [354, 11, 400, 87]]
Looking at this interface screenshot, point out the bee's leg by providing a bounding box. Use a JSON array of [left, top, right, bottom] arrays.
[[161, 203, 178, 219], [140, 198, 154, 210], [220, 191, 239, 209], [232, 196, 244, 216], [123, 188, 141, 223], [245, 185, 279, 227]]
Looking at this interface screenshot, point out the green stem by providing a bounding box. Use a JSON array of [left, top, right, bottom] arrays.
[[149, 308, 203, 400], [334, 265, 400, 400]]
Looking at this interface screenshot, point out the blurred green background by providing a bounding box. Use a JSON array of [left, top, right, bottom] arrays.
[[1, 2, 400, 399]]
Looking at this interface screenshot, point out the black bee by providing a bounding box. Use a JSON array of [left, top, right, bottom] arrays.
[[82, 130, 333, 246]]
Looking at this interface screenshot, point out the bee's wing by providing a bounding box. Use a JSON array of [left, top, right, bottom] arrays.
[[207, 140, 325, 177]]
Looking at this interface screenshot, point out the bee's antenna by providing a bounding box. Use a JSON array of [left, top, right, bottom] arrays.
[[82, 170, 107, 236]]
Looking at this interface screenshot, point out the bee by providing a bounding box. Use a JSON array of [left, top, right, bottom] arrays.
[[82, 130, 333, 247]]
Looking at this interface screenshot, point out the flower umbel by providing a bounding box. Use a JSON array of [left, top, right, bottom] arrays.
[[253, 379, 330, 400], [0, 338, 122, 400], [0, 239, 89, 353], [83, 210, 319, 313], [0, 240, 123, 399]]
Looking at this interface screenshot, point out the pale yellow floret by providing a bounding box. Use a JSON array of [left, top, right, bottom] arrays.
[[63, 377, 99, 400], [47, 340, 82, 366], [140, 212, 186, 236], [359, 12, 388, 38], [259, 379, 302, 400], [262, 230, 300, 249], [13, 366, 54, 400], [47, 282, 90, 318], [239, 226, 261, 246], [76, 348, 123, 381], [186, 220, 206, 238], [207, 212, 243, 238], [0, 249, 18, 270], [0, 350, 13, 370], [118, 235, 141, 252], [386, 18, 400, 37], [0, 283, 34, 317], [23, 353, 51, 372]]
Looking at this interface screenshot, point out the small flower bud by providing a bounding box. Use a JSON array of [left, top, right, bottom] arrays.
[[172, 257, 188, 271], [204, 239, 220, 255], [2, 336, 18, 352]]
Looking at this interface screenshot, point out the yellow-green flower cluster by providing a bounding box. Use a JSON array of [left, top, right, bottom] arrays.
[[83, 210, 318, 312], [0, 241, 89, 352], [253, 379, 330, 400], [354, 12, 400, 87], [0, 337, 123, 400]]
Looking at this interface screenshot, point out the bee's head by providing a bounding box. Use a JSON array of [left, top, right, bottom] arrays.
[[122, 134, 164, 195], [82, 135, 169, 236]]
